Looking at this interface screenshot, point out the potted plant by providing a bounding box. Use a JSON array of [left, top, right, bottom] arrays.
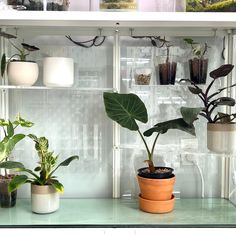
[[0, 134, 79, 214], [184, 38, 209, 84], [103, 92, 200, 213], [0, 114, 33, 208], [181, 64, 236, 153], [1, 40, 39, 86], [154, 37, 177, 85]]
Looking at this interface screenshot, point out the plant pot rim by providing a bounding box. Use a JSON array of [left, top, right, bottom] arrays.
[[31, 183, 56, 194], [208, 122, 236, 131], [137, 166, 174, 179], [139, 193, 175, 203], [10, 60, 36, 64], [137, 174, 175, 182]]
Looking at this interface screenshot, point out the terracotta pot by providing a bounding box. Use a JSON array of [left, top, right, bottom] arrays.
[[139, 194, 175, 214], [7, 61, 39, 86], [0, 177, 17, 208], [137, 175, 175, 201], [31, 184, 59, 214], [207, 123, 236, 153]]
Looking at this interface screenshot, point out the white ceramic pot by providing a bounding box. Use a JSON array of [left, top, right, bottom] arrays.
[[43, 57, 74, 87], [207, 123, 236, 153], [7, 61, 39, 86], [31, 184, 59, 214]]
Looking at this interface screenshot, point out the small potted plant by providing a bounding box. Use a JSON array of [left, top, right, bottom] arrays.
[[184, 38, 209, 84], [1, 40, 39, 86], [103, 92, 200, 213], [0, 114, 33, 208], [181, 64, 236, 153], [154, 37, 177, 85], [0, 134, 79, 214]]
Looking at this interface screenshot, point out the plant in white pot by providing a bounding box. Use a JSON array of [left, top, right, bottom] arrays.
[[181, 64, 236, 153], [1, 41, 39, 86], [103, 92, 200, 213], [0, 134, 79, 214], [0, 114, 33, 208]]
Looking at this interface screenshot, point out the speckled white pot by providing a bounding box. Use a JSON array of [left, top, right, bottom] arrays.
[[207, 123, 236, 153], [8, 61, 39, 86], [31, 184, 59, 214]]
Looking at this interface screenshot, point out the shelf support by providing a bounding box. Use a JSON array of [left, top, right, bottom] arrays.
[[112, 29, 121, 198]]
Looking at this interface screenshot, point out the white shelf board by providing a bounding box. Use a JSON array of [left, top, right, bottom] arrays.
[[1, 11, 236, 29], [0, 85, 113, 91]]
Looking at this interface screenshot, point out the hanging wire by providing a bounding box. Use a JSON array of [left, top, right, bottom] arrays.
[[65, 35, 106, 48]]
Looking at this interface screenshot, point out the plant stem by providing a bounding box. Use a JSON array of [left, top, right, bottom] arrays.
[[138, 129, 151, 157], [150, 133, 160, 160]]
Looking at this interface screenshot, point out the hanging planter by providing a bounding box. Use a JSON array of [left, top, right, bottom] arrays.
[[207, 123, 236, 153], [31, 184, 59, 214], [182, 64, 236, 153], [156, 55, 177, 85], [189, 58, 208, 84], [43, 57, 74, 87], [184, 38, 209, 85]]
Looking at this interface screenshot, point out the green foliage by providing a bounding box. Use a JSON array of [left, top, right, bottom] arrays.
[[103, 92, 199, 170], [186, 0, 236, 12], [184, 38, 209, 59], [103, 92, 148, 131], [1, 41, 39, 77], [0, 135, 79, 193], [1, 53, 6, 77], [0, 114, 33, 163]]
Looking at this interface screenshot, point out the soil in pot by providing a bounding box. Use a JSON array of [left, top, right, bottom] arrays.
[[138, 166, 174, 179], [158, 62, 177, 85], [189, 58, 208, 84], [0, 175, 17, 208]]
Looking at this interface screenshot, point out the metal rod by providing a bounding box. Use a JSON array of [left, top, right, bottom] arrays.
[[112, 30, 121, 198]]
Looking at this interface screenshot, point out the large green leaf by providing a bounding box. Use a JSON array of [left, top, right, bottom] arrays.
[[209, 64, 234, 79], [143, 118, 196, 137], [7, 121, 14, 137], [12, 134, 25, 145], [1, 53, 6, 77], [212, 97, 235, 107], [0, 161, 25, 169], [180, 107, 202, 125], [8, 175, 28, 192], [50, 179, 64, 193], [49, 155, 79, 177], [188, 86, 202, 95], [103, 92, 148, 131]]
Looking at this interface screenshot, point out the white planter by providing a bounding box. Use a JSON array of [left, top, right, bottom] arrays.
[[207, 123, 236, 153], [43, 57, 74, 87], [7, 61, 39, 86], [31, 184, 59, 214]]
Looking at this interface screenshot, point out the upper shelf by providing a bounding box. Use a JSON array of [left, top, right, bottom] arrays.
[[1, 11, 236, 36]]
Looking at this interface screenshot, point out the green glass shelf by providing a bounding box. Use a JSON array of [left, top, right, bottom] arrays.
[[0, 198, 235, 228]]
